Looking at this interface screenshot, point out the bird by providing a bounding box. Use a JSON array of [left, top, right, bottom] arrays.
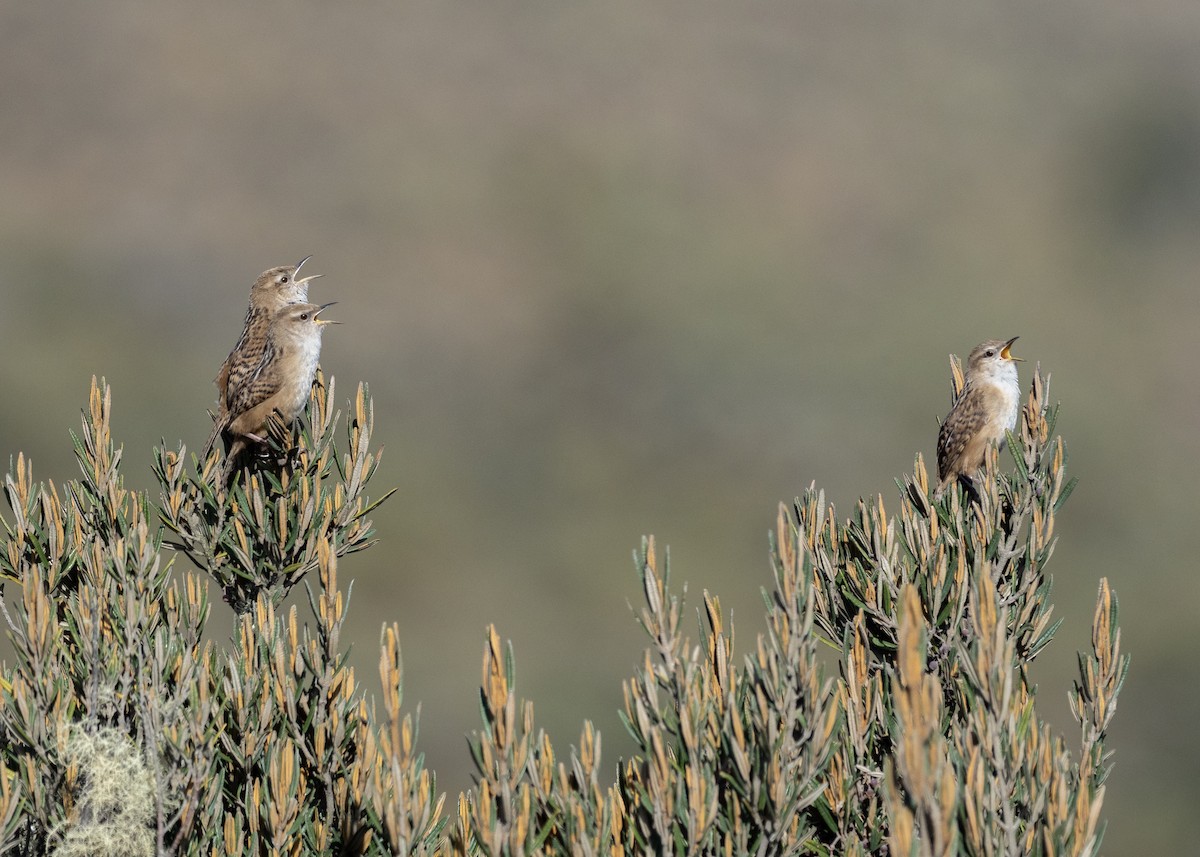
[[935, 337, 1023, 500], [202, 257, 323, 460], [216, 301, 340, 476]]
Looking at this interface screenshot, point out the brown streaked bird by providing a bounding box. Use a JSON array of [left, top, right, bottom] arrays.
[[935, 337, 1023, 499], [218, 301, 339, 475], [202, 257, 323, 459]]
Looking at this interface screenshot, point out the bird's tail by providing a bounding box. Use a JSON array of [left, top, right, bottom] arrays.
[[200, 414, 226, 465], [221, 437, 248, 484]]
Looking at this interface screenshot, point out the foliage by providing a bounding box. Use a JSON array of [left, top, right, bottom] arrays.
[[0, 363, 1125, 855], [0, 378, 440, 855], [452, 361, 1125, 857], [155, 372, 392, 614]]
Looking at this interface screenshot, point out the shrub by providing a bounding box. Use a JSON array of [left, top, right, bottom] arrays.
[[0, 362, 1125, 855]]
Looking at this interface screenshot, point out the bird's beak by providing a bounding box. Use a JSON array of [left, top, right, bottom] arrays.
[[293, 255, 323, 287], [1000, 336, 1022, 361], [314, 301, 341, 324]]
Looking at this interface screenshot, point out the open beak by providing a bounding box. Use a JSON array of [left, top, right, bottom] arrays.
[[1000, 336, 1022, 361], [293, 255, 323, 287], [314, 301, 341, 324]]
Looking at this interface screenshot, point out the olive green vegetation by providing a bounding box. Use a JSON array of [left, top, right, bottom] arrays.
[[0, 2, 1196, 852], [0, 371, 1124, 853]]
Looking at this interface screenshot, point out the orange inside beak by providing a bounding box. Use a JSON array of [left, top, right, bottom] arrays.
[[314, 302, 341, 325], [1000, 338, 1023, 361]]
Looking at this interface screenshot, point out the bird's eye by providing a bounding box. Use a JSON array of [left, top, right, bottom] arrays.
[[985, 349, 995, 357], [279, 275, 290, 284], [300, 312, 310, 320]]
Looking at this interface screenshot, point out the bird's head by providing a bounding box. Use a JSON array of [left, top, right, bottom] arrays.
[[967, 336, 1022, 368], [966, 336, 1022, 386], [280, 301, 340, 330], [250, 255, 323, 308]]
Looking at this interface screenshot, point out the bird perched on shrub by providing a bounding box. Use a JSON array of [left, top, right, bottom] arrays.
[[936, 336, 1023, 500], [215, 300, 339, 477], [202, 257, 323, 460]]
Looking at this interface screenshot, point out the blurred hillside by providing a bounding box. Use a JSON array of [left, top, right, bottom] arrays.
[[2, 2, 1198, 852]]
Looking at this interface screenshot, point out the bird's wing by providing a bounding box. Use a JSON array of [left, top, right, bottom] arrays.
[[936, 384, 988, 482], [205, 329, 264, 459], [214, 307, 258, 408], [221, 306, 279, 405], [244, 335, 275, 386], [225, 386, 292, 439], [221, 338, 287, 440]]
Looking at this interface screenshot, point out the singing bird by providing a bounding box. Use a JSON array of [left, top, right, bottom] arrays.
[[202, 257, 323, 460], [217, 301, 339, 475], [935, 337, 1023, 499]]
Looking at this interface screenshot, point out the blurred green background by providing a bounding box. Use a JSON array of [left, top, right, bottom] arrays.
[[1, 2, 1196, 851]]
